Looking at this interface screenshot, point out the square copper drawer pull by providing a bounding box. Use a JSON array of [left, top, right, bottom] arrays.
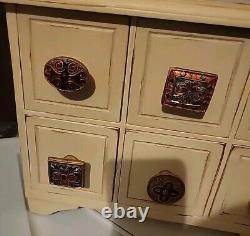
[[48, 155, 85, 188], [161, 68, 218, 116]]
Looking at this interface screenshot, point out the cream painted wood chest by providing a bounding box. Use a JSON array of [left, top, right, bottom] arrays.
[[2, 0, 250, 235]]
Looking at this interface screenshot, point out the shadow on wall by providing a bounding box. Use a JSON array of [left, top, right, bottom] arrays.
[[109, 155, 245, 236]]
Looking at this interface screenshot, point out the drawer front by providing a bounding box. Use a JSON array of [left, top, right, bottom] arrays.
[[119, 131, 224, 217], [128, 19, 250, 136], [18, 6, 129, 122], [211, 147, 250, 226], [236, 91, 250, 141], [26, 117, 118, 205]]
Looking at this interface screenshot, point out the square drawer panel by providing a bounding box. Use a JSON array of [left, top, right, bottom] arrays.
[[17, 6, 129, 122], [119, 131, 224, 217], [26, 116, 118, 205], [128, 19, 250, 137], [236, 91, 250, 141], [211, 147, 250, 226]]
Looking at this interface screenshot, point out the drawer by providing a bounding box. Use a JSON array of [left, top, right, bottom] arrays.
[[119, 131, 224, 217], [26, 116, 118, 207], [211, 147, 250, 226], [236, 91, 250, 141], [128, 19, 250, 136], [17, 6, 129, 122]]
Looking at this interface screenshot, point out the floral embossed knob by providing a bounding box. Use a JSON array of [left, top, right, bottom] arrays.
[[44, 56, 90, 92], [147, 170, 185, 204]]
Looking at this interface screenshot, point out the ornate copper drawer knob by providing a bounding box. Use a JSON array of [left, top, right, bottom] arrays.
[[147, 170, 185, 204], [44, 56, 90, 92], [161, 68, 218, 115], [48, 155, 85, 188]]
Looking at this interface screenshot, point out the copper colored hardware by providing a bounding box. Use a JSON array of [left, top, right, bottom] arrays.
[[44, 56, 90, 92], [147, 170, 185, 204], [161, 68, 218, 115], [48, 155, 85, 188]]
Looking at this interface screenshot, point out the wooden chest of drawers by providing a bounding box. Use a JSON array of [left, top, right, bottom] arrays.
[[2, 1, 250, 235]]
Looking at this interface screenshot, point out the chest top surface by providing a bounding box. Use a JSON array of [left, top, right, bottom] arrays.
[[1, 0, 250, 28]]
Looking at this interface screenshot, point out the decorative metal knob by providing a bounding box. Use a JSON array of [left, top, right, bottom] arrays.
[[44, 56, 90, 92], [48, 155, 85, 188], [147, 170, 185, 204], [162, 68, 218, 115]]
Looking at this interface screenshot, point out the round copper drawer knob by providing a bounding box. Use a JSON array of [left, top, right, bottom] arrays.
[[147, 170, 185, 204], [44, 56, 90, 92]]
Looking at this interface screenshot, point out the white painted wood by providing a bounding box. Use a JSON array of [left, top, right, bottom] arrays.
[[17, 6, 129, 122], [119, 131, 224, 217], [127, 18, 250, 137], [113, 18, 137, 202], [211, 147, 250, 229], [26, 116, 118, 207], [236, 89, 250, 141], [5, 4, 34, 204], [24, 109, 230, 143], [2, 0, 250, 28]]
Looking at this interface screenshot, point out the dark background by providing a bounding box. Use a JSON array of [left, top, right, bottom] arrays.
[[0, 4, 17, 123]]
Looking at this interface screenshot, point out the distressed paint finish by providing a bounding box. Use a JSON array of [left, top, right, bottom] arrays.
[[5, 2, 250, 235]]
